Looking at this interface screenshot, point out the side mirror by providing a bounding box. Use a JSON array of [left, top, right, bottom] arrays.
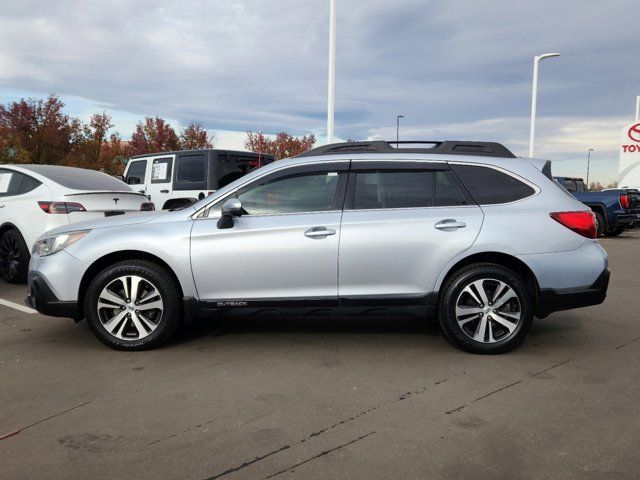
[[114, 174, 125, 182], [217, 198, 243, 229]]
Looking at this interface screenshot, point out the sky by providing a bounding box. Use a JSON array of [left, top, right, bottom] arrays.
[[0, 0, 638, 184]]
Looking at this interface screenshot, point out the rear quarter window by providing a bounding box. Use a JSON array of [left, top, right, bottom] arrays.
[[451, 164, 535, 204]]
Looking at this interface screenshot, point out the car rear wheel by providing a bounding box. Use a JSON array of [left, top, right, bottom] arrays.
[[438, 263, 533, 354], [0, 229, 29, 284], [594, 211, 605, 237], [85, 260, 182, 350]]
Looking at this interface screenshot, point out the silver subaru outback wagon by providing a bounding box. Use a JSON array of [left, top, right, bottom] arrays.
[[26, 140, 609, 354]]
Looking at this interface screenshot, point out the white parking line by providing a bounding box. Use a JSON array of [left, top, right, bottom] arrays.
[[0, 298, 37, 314]]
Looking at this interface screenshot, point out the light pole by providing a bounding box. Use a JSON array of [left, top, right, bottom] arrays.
[[529, 52, 561, 157], [326, 0, 336, 144], [586, 148, 594, 189], [396, 115, 404, 146], [636, 95, 640, 122]]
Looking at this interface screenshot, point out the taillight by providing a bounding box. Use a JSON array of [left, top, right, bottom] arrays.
[[550, 211, 597, 239], [38, 201, 86, 214], [620, 194, 630, 209], [140, 202, 155, 211]]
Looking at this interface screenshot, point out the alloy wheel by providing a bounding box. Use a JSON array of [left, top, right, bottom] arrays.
[[455, 278, 522, 343], [0, 234, 20, 278], [97, 275, 164, 341]]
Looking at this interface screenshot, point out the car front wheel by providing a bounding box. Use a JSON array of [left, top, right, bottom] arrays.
[[85, 260, 182, 350], [438, 263, 533, 354]]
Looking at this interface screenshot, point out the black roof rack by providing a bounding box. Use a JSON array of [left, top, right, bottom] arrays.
[[297, 140, 516, 159]]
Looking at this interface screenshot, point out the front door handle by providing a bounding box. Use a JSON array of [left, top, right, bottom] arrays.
[[435, 219, 467, 230], [305, 226, 336, 238], [160, 189, 169, 193]]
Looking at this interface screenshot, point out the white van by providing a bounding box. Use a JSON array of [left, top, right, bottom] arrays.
[[123, 149, 276, 210]]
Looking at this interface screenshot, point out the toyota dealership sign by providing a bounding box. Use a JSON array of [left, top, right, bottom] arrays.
[[619, 122, 640, 188]]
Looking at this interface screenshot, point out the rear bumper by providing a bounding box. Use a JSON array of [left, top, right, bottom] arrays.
[[536, 267, 609, 318], [26, 275, 81, 320], [613, 212, 640, 226]]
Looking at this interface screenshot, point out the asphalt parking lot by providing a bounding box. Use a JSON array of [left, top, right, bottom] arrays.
[[1, 233, 639, 480]]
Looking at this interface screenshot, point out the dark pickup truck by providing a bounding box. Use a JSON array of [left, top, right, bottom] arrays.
[[554, 177, 640, 236]]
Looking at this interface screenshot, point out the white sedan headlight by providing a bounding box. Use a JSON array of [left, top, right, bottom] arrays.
[[32, 230, 90, 257]]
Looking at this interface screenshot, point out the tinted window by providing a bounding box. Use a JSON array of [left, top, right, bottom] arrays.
[[0, 170, 42, 197], [126, 160, 147, 185], [353, 170, 434, 209], [151, 157, 172, 183], [217, 154, 276, 188], [452, 165, 535, 204], [175, 154, 206, 190], [237, 172, 340, 215], [434, 171, 467, 206]]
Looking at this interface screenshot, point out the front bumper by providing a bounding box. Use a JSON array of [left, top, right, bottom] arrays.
[[26, 275, 81, 320], [536, 267, 609, 318]]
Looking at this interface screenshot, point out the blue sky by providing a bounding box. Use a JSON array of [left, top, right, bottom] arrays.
[[1, 0, 638, 184]]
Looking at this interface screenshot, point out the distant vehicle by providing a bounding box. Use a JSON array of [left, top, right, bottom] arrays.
[[0, 165, 154, 283], [28, 140, 609, 354], [554, 176, 640, 236], [123, 149, 276, 210]]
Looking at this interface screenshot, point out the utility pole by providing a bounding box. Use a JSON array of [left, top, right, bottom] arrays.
[[586, 148, 594, 188], [326, 0, 336, 144], [396, 115, 404, 146]]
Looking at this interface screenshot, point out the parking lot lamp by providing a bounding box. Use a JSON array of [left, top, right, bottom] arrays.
[[327, 0, 336, 144], [586, 148, 594, 189], [529, 53, 561, 157], [396, 115, 404, 146]]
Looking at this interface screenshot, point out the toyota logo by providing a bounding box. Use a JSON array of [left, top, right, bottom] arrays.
[[628, 123, 640, 143]]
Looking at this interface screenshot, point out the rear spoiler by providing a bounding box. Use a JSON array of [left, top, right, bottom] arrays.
[[526, 158, 553, 180]]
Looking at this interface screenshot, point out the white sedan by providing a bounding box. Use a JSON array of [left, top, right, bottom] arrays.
[[0, 164, 154, 283]]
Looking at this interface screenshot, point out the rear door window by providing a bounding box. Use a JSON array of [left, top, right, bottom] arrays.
[[175, 153, 206, 191], [451, 164, 535, 204], [126, 160, 147, 186], [434, 171, 467, 206], [151, 157, 173, 183], [0, 170, 42, 197], [353, 170, 434, 209]]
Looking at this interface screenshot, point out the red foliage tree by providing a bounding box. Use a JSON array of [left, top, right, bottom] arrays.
[[0, 94, 80, 165], [180, 122, 214, 150], [129, 116, 180, 156], [245, 131, 315, 159]]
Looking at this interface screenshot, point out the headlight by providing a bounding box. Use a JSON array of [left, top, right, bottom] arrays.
[[32, 230, 90, 257]]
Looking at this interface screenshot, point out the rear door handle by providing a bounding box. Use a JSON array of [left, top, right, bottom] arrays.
[[160, 189, 169, 193], [305, 227, 336, 238], [435, 219, 467, 230]]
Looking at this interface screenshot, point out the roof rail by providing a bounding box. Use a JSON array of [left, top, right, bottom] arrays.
[[297, 140, 516, 159]]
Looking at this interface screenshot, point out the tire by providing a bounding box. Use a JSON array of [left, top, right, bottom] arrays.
[[0, 229, 30, 283], [594, 211, 605, 237], [438, 263, 533, 354], [84, 260, 182, 350], [605, 226, 624, 237]]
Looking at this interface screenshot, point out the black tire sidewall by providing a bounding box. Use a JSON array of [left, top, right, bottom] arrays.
[[85, 260, 182, 350], [439, 264, 533, 354], [594, 212, 605, 237], [0, 229, 30, 284]]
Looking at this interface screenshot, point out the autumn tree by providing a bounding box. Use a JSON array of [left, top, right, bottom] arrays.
[[0, 94, 80, 165], [129, 116, 180, 156], [245, 131, 315, 159], [67, 112, 114, 169], [180, 122, 214, 150]]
